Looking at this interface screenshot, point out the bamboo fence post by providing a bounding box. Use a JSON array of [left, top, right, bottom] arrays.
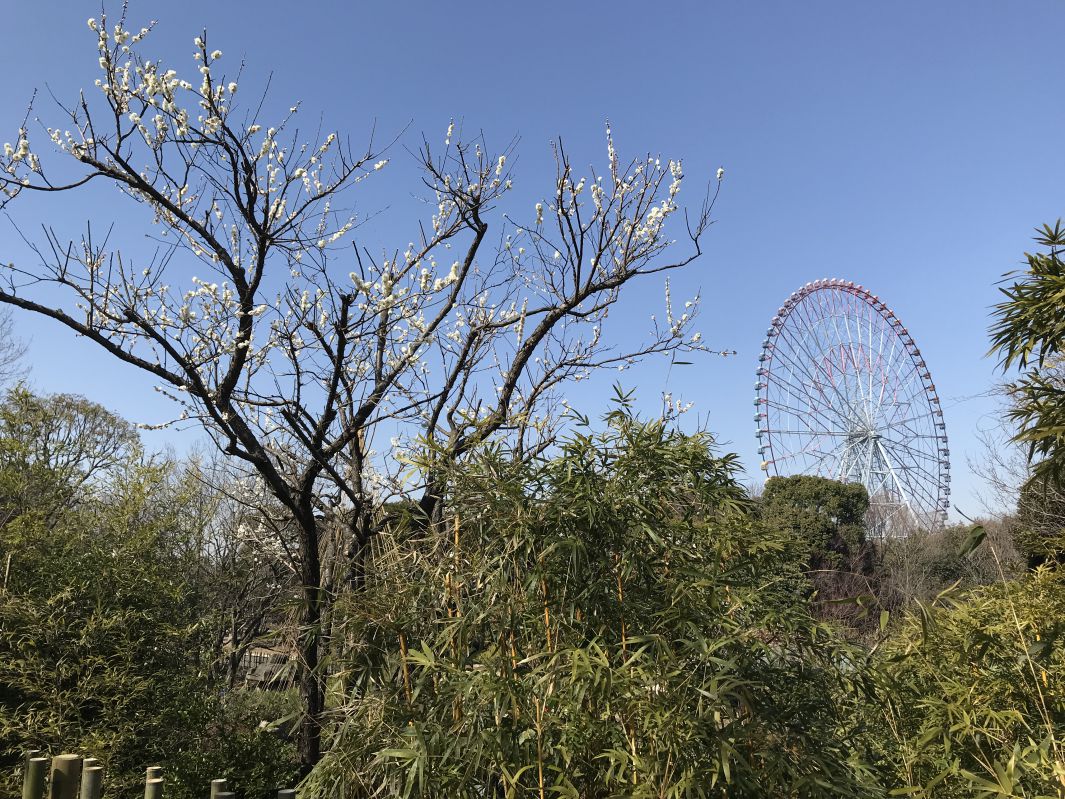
[[80, 760, 99, 771], [144, 778, 163, 799], [21, 756, 47, 799], [214, 791, 236, 799], [209, 779, 228, 799], [79, 767, 102, 799], [48, 755, 82, 799], [277, 790, 296, 799]]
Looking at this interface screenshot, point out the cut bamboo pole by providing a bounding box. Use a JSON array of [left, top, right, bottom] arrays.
[[277, 790, 296, 799], [21, 757, 47, 799], [144, 777, 163, 799], [79, 767, 102, 799], [209, 779, 228, 799], [48, 755, 82, 799]]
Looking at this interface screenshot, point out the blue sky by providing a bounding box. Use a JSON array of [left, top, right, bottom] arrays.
[[2, 1, 1063, 518]]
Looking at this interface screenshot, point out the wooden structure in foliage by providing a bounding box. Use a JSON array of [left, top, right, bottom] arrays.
[[18, 752, 296, 799]]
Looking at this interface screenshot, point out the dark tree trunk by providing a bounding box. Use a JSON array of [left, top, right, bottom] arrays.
[[296, 517, 325, 776]]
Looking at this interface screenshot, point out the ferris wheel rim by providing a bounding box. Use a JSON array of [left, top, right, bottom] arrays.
[[754, 278, 950, 531]]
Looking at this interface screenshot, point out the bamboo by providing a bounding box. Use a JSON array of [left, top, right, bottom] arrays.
[[509, 628, 521, 721], [21, 757, 47, 799], [541, 577, 552, 652], [615, 555, 627, 658], [277, 790, 296, 799], [398, 631, 412, 705], [452, 515, 461, 619], [48, 755, 82, 799], [145, 767, 162, 782], [628, 721, 638, 786], [453, 515, 464, 725], [80, 760, 99, 772], [144, 778, 163, 799], [209, 779, 228, 799], [79, 767, 102, 799], [533, 697, 546, 799]]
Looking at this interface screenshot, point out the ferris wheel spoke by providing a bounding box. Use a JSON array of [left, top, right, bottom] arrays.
[[877, 437, 942, 464], [764, 365, 858, 432], [806, 295, 863, 423], [874, 370, 935, 431], [775, 304, 864, 429], [876, 445, 943, 512], [840, 303, 874, 420], [822, 291, 866, 420], [773, 432, 854, 475], [766, 399, 850, 437], [875, 321, 897, 414], [766, 335, 862, 430], [873, 445, 924, 519]]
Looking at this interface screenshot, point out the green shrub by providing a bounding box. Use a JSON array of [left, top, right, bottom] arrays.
[[308, 407, 881, 798], [871, 560, 1065, 797]]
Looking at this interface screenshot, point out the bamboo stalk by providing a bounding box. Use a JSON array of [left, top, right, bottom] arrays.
[[615, 554, 636, 785], [615, 555, 627, 658], [48, 755, 82, 799], [541, 577, 552, 653], [533, 697, 546, 799], [277, 790, 296, 799], [209, 778, 228, 799], [21, 757, 47, 799], [144, 778, 163, 799], [509, 627, 521, 721], [79, 767, 102, 799], [398, 631, 412, 705], [628, 721, 638, 786], [444, 573, 453, 618], [451, 515, 462, 619]]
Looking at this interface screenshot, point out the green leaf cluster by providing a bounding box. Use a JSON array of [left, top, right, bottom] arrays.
[[870, 564, 1065, 797], [990, 221, 1065, 489]]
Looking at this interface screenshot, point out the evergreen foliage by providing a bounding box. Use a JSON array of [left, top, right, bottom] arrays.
[[990, 221, 1065, 489], [871, 561, 1065, 797]]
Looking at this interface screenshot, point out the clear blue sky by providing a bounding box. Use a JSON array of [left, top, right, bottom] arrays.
[[2, 1, 1062, 518]]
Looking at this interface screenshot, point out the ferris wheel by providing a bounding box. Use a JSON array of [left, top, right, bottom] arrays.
[[754, 279, 950, 534]]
